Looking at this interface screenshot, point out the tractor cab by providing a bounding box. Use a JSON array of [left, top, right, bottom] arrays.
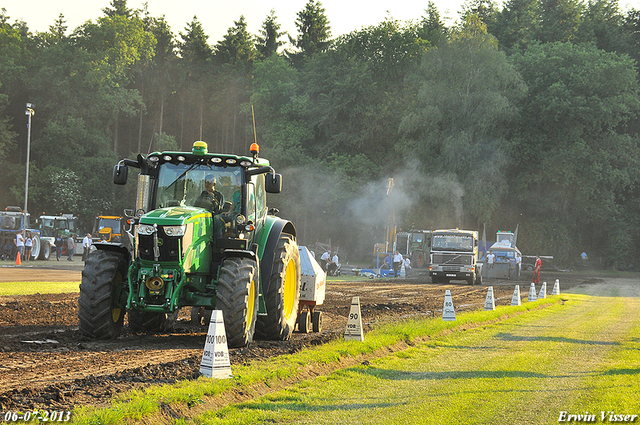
[[93, 216, 124, 243]]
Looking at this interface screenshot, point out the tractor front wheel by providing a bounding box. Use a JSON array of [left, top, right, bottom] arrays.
[[78, 250, 127, 339], [217, 257, 259, 348], [255, 235, 301, 341]]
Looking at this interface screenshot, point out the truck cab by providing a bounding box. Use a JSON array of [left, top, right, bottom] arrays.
[[429, 229, 482, 285]]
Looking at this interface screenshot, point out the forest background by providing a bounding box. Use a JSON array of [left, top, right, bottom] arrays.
[[1, 0, 639, 268]]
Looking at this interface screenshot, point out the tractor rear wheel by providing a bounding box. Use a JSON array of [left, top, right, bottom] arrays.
[[78, 250, 127, 339], [30, 234, 41, 260], [255, 234, 301, 341], [217, 257, 259, 348]]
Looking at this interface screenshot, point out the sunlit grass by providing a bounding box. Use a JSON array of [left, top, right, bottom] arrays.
[[0, 281, 79, 295], [70, 297, 560, 424]]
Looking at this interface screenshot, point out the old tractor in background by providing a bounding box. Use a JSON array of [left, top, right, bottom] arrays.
[[37, 214, 80, 259], [78, 141, 301, 348], [395, 230, 432, 268], [0, 206, 46, 260], [93, 215, 125, 243]]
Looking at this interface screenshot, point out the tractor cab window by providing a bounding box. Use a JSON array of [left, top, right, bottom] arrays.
[[155, 162, 243, 214], [99, 219, 121, 234], [251, 174, 266, 219], [246, 183, 256, 222]]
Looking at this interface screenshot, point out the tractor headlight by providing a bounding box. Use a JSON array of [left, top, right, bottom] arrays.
[[138, 224, 155, 235], [164, 225, 186, 237], [235, 214, 246, 226]]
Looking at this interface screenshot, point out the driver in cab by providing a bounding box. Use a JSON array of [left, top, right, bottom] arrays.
[[194, 174, 223, 213]]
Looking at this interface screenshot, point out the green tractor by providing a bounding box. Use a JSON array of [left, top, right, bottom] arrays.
[[78, 141, 301, 348]]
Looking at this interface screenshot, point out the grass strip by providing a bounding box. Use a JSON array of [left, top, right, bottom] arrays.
[[190, 292, 640, 424], [0, 281, 79, 295], [69, 297, 560, 424]]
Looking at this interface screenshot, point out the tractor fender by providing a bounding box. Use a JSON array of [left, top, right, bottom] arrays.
[[93, 242, 132, 266], [222, 249, 258, 264], [257, 217, 296, 295]]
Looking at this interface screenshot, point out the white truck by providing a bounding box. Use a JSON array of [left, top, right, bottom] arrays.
[[429, 229, 482, 285]]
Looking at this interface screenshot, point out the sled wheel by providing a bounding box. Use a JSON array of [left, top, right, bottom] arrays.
[[298, 311, 311, 333], [312, 311, 323, 333]]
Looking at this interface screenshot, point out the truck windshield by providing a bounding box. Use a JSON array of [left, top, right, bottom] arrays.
[[155, 162, 243, 212], [431, 235, 474, 252]]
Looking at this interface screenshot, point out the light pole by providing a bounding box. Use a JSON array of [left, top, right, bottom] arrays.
[[23, 103, 35, 227]]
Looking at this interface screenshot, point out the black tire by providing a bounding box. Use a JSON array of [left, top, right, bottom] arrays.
[[298, 311, 311, 333], [312, 311, 323, 333], [217, 257, 259, 348], [38, 241, 50, 260], [78, 250, 128, 339], [255, 235, 301, 341], [128, 310, 178, 333], [475, 272, 483, 286]]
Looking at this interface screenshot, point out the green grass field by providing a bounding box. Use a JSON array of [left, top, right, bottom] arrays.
[[0, 281, 79, 295], [67, 277, 640, 425]]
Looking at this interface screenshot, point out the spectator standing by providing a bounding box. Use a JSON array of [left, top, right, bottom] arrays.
[[15, 230, 24, 262], [392, 250, 403, 278], [533, 256, 542, 284], [403, 256, 412, 277], [82, 233, 92, 262], [515, 253, 522, 279], [24, 232, 32, 262], [486, 250, 495, 270], [55, 235, 64, 261], [67, 234, 75, 261]]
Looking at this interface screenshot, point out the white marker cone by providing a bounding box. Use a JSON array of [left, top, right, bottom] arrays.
[[528, 283, 537, 302], [344, 296, 365, 341], [511, 285, 521, 306], [484, 286, 495, 311], [443, 289, 456, 321], [199, 310, 232, 379], [538, 282, 547, 299], [552, 279, 560, 295]]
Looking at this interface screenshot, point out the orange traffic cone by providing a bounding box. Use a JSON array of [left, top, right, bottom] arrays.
[[15, 251, 21, 266]]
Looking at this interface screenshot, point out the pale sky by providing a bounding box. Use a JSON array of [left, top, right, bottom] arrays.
[[3, 0, 640, 46], [3, 0, 466, 44]]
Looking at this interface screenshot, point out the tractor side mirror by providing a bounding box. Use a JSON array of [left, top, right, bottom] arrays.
[[113, 164, 128, 185], [265, 173, 282, 193]]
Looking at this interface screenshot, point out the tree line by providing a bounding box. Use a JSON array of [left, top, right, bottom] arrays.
[[0, 0, 638, 267]]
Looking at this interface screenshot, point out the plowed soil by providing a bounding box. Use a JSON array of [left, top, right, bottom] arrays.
[[0, 264, 594, 412]]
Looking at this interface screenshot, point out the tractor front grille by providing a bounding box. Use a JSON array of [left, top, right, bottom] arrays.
[[138, 227, 181, 262]]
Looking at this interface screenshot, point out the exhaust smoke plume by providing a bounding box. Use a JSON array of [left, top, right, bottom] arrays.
[[274, 160, 466, 262]]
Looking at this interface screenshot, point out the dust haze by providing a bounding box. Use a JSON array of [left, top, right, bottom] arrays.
[[274, 160, 466, 262]]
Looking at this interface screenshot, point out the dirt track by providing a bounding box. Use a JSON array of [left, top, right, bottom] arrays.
[[0, 264, 596, 411]]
